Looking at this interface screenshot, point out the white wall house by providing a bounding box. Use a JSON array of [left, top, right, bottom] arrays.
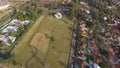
[[0, 0, 10, 10], [2, 26, 18, 33], [0, 34, 16, 46]]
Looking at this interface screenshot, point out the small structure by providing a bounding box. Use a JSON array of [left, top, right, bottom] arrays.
[[9, 19, 30, 25], [103, 16, 107, 21], [107, 6, 112, 9], [93, 63, 101, 68], [85, 10, 90, 14], [54, 13, 62, 19], [80, 2, 86, 5], [0, 34, 5, 41]]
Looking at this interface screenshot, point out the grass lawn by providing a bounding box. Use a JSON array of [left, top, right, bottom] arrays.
[[11, 15, 44, 67], [5, 15, 72, 68], [0, 11, 3, 16]]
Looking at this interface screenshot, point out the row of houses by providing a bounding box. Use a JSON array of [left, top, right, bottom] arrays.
[[71, 1, 120, 68], [0, 19, 30, 46]]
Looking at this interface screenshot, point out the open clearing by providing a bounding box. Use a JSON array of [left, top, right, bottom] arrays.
[[9, 15, 72, 68], [13, 15, 44, 67], [30, 33, 45, 46]]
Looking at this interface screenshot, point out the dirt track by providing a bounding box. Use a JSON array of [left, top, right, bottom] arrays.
[[14, 15, 44, 68], [17, 15, 44, 46], [24, 16, 44, 68]]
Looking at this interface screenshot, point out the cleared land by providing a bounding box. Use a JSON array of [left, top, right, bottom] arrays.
[[30, 33, 45, 46], [11, 15, 72, 68], [13, 15, 44, 67]]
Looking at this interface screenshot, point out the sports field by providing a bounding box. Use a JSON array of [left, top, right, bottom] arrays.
[[12, 15, 72, 68]]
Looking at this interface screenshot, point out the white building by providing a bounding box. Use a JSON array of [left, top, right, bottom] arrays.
[[9, 19, 21, 25], [0, 34, 16, 46], [9, 19, 30, 25], [0, 34, 10, 45], [2, 26, 18, 33], [20, 20, 30, 25], [0, 0, 10, 10]]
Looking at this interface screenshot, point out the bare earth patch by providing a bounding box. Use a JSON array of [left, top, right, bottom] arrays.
[[30, 33, 45, 46], [30, 33, 50, 60]]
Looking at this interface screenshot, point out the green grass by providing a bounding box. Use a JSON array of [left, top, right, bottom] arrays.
[[5, 15, 72, 68], [3, 15, 45, 68], [0, 16, 10, 26], [0, 11, 3, 16], [31, 15, 72, 68]]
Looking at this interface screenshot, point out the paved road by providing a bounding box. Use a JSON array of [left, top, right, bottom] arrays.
[[72, 22, 80, 68]]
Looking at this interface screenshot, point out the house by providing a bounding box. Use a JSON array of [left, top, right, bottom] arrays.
[[0, 0, 10, 10], [20, 20, 30, 25], [0, 34, 5, 41], [9, 19, 21, 25], [8, 36, 16, 43], [2, 26, 18, 33], [85, 10, 90, 14], [0, 34, 16, 46], [54, 13, 62, 19], [80, 2, 86, 5], [103, 16, 107, 21], [0, 34, 10, 45]]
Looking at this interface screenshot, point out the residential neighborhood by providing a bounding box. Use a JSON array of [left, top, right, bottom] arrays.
[[0, 0, 120, 68]]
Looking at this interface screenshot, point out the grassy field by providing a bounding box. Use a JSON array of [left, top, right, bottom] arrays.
[[5, 15, 72, 68]]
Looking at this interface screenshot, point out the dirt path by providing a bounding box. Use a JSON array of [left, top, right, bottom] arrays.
[[17, 15, 44, 46], [14, 15, 44, 68], [24, 16, 45, 68]]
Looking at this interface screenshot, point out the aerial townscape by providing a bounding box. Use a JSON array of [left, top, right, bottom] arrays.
[[0, 0, 120, 68]]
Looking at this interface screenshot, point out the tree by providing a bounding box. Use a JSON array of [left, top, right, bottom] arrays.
[[70, 0, 79, 18], [51, 2, 58, 9]]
